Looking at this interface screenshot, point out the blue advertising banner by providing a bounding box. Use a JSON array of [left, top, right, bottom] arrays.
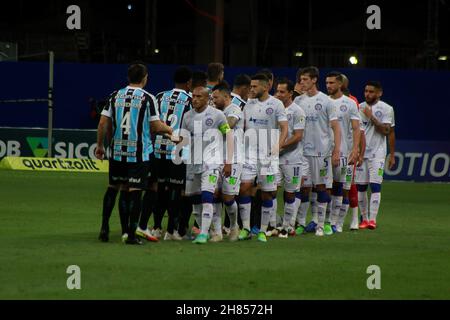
[[385, 140, 450, 182]]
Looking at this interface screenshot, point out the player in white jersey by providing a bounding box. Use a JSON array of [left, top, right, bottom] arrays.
[[273, 78, 306, 238], [210, 82, 245, 242], [325, 72, 361, 233], [238, 73, 288, 242], [295, 66, 342, 237], [355, 81, 393, 230], [180, 86, 233, 244]]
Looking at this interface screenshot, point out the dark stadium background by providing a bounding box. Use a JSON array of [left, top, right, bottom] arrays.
[[1, 0, 449, 69]]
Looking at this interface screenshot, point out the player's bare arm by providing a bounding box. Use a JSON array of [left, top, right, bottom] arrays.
[[277, 120, 289, 152], [330, 119, 341, 167], [357, 130, 366, 166], [95, 115, 111, 160], [388, 128, 396, 169], [281, 129, 303, 152], [151, 119, 173, 136], [348, 119, 361, 165], [227, 116, 238, 129], [363, 106, 390, 136]]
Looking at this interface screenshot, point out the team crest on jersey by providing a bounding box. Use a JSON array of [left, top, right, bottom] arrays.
[[287, 113, 292, 121], [266, 107, 274, 115], [375, 111, 383, 118], [315, 103, 322, 111], [340, 105, 348, 112], [205, 118, 214, 126]]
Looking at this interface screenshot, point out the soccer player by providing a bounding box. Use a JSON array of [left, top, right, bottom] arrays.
[[181, 86, 234, 244], [96, 62, 173, 245], [356, 81, 393, 230], [274, 78, 306, 238], [231, 74, 251, 110], [341, 73, 366, 230], [211, 82, 245, 241], [149, 66, 193, 241], [192, 70, 208, 89], [238, 73, 288, 242], [295, 66, 341, 236], [206, 62, 224, 90], [325, 72, 360, 233]]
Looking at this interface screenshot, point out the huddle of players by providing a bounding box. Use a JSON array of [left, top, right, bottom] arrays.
[[97, 62, 395, 245]]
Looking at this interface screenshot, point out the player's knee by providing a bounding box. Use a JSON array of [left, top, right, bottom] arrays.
[[333, 183, 343, 197], [237, 195, 251, 205], [357, 184, 368, 192], [223, 199, 235, 207], [201, 191, 214, 204], [261, 191, 273, 202], [262, 199, 273, 208], [370, 183, 382, 193], [191, 194, 202, 205], [284, 192, 295, 203], [317, 190, 330, 204], [299, 192, 309, 203]]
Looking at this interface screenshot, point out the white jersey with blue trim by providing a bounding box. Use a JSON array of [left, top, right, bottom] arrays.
[[330, 95, 360, 157], [297, 91, 337, 157], [359, 100, 393, 159]]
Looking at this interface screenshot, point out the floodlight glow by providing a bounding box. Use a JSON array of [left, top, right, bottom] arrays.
[[349, 56, 358, 65]]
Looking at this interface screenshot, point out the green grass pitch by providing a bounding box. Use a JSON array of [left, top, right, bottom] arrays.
[[0, 170, 449, 299]]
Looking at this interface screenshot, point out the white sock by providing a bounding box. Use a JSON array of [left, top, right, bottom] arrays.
[[283, 200, 296, 228], [291, 197, 301, 227], [200, 203, 213, 234], [270, 197, 278, 227], [358, 191, 369, 221], [317, 201, 327, 228], [369, 192, 381, 222], [351, 206, 359, 222], [212, 202, 223, 233], [325, 197, 332, 223], [225, 201, 238, 229], [260, 200, 273, 232], [331, 196, 343, 225], [193, 203, 202, 227], [311, 192, 318, 222], [338, 201, 350, 226], [239, 201, 251, 230], [297, 201, 309, 226]]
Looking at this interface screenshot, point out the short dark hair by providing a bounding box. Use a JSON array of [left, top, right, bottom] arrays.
[[212, 81, 231, 95], [257, 68, 274, 82], [173, 66, 193, 84], [366, 81, 383, 91], [251, 73, 269, 83], [276, 77, 294, 92], [192, 70, 208, 88], [233, 74, 251, 87], [299, 66, 319, 81], [128, 62, 148, 84], [207, 62, 224, 82], [326, 71, 343, 82]]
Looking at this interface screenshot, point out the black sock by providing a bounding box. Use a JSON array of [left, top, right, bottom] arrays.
[[153, 183, 168, 229], [118, 191, 129, 235], [167, 186, 182, 234], [251, 189, 262, 229], [178, 196, 192, 237], [101, 187, 118, 229], [237, 205, 243, 229], [127, 191, 142, 240], [224, 210, 230, 229], [139, 190, 156, 230]]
